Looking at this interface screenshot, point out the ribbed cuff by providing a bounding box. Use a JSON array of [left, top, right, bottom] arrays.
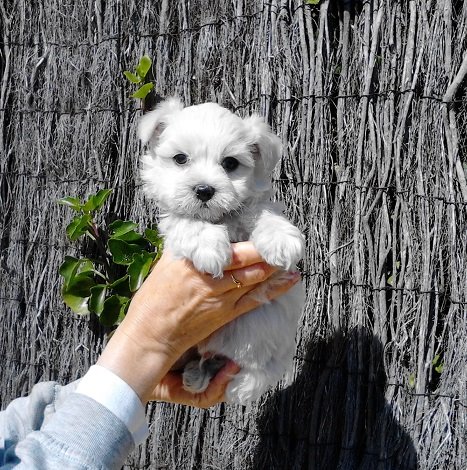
[[76, 365, 149, 445]]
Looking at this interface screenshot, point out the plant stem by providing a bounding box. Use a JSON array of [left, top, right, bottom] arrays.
[[89, 220, 113, 282]]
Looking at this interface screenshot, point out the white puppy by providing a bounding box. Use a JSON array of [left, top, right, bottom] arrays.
[[139, 97, 305, 403]]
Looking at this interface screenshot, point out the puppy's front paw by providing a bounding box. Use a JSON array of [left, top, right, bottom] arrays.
[[252, 222, 304, 270], [190, 226, 231, 278]]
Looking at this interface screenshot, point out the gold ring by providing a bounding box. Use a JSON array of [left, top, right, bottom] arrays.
[[231, 273, 242, 289]]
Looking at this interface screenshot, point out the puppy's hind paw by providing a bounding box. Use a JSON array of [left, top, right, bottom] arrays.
[[182, 356, 227, 393], [182, 360, 210, 393]]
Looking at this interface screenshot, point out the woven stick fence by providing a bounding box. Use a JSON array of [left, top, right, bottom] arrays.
[[1, 0, 466, 468]]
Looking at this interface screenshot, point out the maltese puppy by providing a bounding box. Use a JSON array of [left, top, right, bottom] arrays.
[[139, 97, 305, 403]]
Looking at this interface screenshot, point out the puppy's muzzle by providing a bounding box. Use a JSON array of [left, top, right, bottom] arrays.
[[194, 184, 216, 202]]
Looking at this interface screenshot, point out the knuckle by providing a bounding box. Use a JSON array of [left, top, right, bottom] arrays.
[[251, 263, 271, 282], [256, 266, 269, 280], [194, 274, 219, 295]]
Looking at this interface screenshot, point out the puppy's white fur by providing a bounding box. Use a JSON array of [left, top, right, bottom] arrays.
[[139, 97, 305, 403]]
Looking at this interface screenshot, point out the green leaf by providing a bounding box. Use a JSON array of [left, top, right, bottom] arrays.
[[304, 0, 320, 4], [131, 82, 154, 99], [61, 267, 94, 315], [57, 197, 82, 211], [387, 275, 394, 286], [99, 296, 121, 326], [108, 238, 144, 265], [144, 228, 163, 247], [66, 214, 92, 240], [408, 374, 415, 389], [89, 284, 107, 315], [59, 256, 94, 288], [77, 259, 94, 274], [128, 252, 156, 292], [431, 355, 444, 373], [108, 275, 131, 297], [82, 198, 96, 213], [135, 55, 152, 79], [123, 70, 141, 84], [99, 295, 129, 327], [59, 256, 81, 286], [109, 220, 146, 244], [63, 291, 90, 315], [108, 220, 138, 237], [92, 188, 112, 210], [65, 273, 96, 297], [116, 300, 130, 325], [82, 189, 112, 213], [117, 231, 147, 244]]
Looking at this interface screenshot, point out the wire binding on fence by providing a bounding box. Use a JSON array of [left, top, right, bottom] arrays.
[[0, 89, 465, 117], [3, 355, 465, 407], [1, 171, 466, 206]]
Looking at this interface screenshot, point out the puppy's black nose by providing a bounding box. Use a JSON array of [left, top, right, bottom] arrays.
[[194, 184, 216, 202]]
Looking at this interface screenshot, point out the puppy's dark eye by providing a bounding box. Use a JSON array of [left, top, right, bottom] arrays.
[[173, 154, 188, 165], [222, 157, 239, 172]]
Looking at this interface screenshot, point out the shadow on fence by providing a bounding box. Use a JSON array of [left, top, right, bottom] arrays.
[[252, 327, 418, 470]]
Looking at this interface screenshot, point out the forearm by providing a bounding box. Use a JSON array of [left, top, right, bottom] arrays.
[[0, 376, 141, 469]]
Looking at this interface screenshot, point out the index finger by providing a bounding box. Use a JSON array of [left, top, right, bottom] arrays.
[[226, 242, 264, 270]]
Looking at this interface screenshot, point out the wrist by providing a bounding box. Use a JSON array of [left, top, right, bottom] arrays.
[[97, 324, 175, 404]]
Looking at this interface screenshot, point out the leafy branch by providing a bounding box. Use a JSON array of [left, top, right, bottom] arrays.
[[431, 354, 444, 374], [58, 189, 163, 327], [123, 55, 154, 100]]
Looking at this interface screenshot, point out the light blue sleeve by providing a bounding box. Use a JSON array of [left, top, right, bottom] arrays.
[[0, 380, 136, 469]]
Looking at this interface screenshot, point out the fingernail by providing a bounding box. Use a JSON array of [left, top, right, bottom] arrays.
[[284, 271, 301, 281], [223, 360, 241, 376], [291, 275, 301, 284]]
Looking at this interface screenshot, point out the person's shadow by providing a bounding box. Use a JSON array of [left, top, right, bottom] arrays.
[[252, 327, 418, 469]]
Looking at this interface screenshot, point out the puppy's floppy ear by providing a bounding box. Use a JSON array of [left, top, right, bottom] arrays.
[[138, 97, 184, 146], [244, 115, 282, 192]]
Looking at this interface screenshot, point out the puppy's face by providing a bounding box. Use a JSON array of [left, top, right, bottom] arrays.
[[140, 98, 281, 222]]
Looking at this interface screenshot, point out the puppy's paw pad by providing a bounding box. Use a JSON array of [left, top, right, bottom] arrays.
[[183, 360, 210, 393], [253, 226, 304, 270]]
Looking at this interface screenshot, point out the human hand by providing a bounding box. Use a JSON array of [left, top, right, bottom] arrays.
[[97, 241, 301, 404], [150, 360, 241, 408]]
